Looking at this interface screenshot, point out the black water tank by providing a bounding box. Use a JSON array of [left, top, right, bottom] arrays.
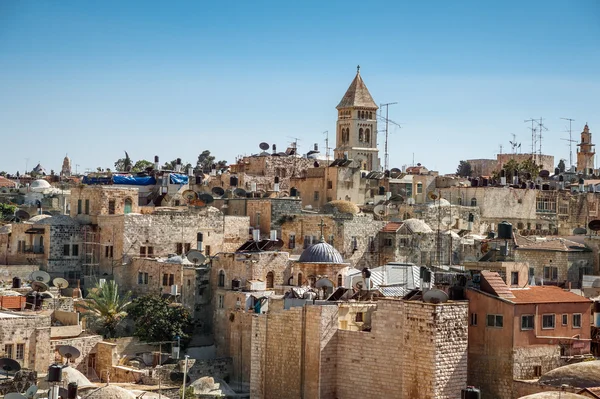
[[12, 277, 21, 289], [378, 186, 385, 195], [471, 179, 478, 187], [554, 167, 560, 175], [482, 178, 489, 187], [498, 221, 513, 239], [230, 176, 238, 187], [195, 175, 203, 185], [461, 386, 481, 399], [67, 382, 78, 399], [48, 364, 63, 383]]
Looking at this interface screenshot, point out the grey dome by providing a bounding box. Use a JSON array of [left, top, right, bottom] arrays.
[[538, 360, 600, 388], [82, 385, 136, 399], [298, 240, 344, 264]]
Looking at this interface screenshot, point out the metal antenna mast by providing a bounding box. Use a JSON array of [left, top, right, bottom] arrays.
[[378, 102, 399, 172], [560, 118, 576, 168], [524, 119, 537, 162], [536, 117, 549, 159]]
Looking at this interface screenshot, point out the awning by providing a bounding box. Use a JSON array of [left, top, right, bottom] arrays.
[[25, 228, 45, 234]]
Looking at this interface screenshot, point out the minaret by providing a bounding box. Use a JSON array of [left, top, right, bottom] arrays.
[[334, 66, 380, 171], [61, 154, 72, 178], [577, 124, 595, 176]]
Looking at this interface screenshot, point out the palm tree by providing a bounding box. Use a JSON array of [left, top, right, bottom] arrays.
[[79, 280, 132, 339]]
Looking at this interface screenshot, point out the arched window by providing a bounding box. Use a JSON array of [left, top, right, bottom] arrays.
[[471, 198, 477, 207], [361, 111, 365, 119], [218, 270, 225, 287], [266, 271, 274, 289], [365, 128, 370, 143], [369, 112, 372, 119], [124, 198, 133, 214], [457, 197, 462, 205], [297, 272, 303, 287], [337, 274, 343, 287], [358, 128, 364, 142]]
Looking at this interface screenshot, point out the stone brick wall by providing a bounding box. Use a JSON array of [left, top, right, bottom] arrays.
[[514, 249, 594, 287], [70, 186, 140, 222], [0, 312, 52, 373], [50, 334, 103, 373], [512, 380, 580, 398]]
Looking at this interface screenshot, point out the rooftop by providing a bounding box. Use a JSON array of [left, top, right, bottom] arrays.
[[514, 235, 590, 252], [509, 286, 591, 304], [336, 69, 378, 110]]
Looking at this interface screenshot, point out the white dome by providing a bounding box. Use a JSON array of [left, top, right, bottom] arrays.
[[30, 179, 51, 191]]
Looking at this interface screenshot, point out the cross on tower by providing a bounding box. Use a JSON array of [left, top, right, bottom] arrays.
[[318, 219, 327, 242], [357, 65, 360, 74]]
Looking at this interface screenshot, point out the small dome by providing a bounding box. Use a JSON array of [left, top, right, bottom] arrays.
[[30, 179, 51, 190], [298, 240, 344, 264], [519, 393, 589, 399], [538, 360, 600, 388], [82, 385, 136, 399], [323, 200, 359, 215]]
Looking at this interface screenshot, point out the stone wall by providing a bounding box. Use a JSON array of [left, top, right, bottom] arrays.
[[514, 249, 594, 287], [0, 312, 52, 373], [50, 334, 103, 373], [512, 380, 581, 398]]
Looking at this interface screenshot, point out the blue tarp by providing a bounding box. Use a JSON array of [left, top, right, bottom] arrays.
[[169, 174, 189, 185], [113, 175, 157, 186], [82, 176, 112, 185]]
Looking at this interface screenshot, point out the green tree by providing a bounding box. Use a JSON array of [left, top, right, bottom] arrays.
[[132, 159, 153, 173], [194, 150, 227, 173], [79, 281, 132, 339], [558, 159, 566, 173], [128, 295, 192, 344], [519, 158, 541, 178], [0, 203, 17, 219], [0, 171, 6, 177], [456, 160, 473, 177], [114, 152, 133, 172], [503, 159, 520, 179]]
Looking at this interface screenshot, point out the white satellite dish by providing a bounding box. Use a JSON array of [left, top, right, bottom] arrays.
[[53, 278, 69, 289], [441, 217, 452, 227], [30, 270, 51, 283], [58, 345, 81, 363], [374, 205, 386, 216], [422, 289, 449, 304], [25, 385, 38, 399], [185, 250, 206, 265]]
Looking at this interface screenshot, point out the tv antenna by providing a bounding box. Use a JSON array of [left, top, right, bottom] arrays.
[[524, 118, 548, 164], [509, 133, 521, 154], [561, 117, 576, 168], [377, 102, 400, 172]]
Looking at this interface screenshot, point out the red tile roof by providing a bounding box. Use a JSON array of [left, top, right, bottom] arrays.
[[381, 222, 404, 233], [480, 271, 515, 299], [0, 176, 16, 188], [510, 286, 592, 304]]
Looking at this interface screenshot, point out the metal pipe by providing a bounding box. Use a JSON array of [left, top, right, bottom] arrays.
[[181, 355, 189, 399]]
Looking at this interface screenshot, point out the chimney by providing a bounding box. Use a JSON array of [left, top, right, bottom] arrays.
[[154, 155, 159, 170], [252, 229, 260, 241], [197, 232, 203, 251], [187, 166, 193, 176], [314, 143, 318, 151], [175, 158, 182, 173], [500, 169, 506, 186]]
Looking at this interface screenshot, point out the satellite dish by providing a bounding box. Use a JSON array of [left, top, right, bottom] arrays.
[[573, 227, 587, 235], [588, 220, 600, 231], [53, 278, 69, 289], [181, 190, 198, 203], [169, 371, 191, 383], [5, 393, 26, 399], [30, 270, 51, 283], [211, 187, 225, 197], [539, 169, 550, 178], [185, 250, 206, 265], [25, 385, 38, 398], [313, 161, 320, 168], [315, 278, 333, 288], [15, 210, 30, 221], [0, 358, 22, 377], [441, 217, 452, 227], [233, 188, 247, 198], [374, 205, 386, 216], [428, 191, 439, 201], [259, 142, 270, 151], [422, 289, 449, 304], [198, 193, 214, 205], [31, 281, 48, 293], [58, 345, 81, 362]]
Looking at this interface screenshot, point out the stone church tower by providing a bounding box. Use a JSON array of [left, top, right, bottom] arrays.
[[577, 124, 595, 175], [334, 67, 381, 171], [60, 155, 72, 178]]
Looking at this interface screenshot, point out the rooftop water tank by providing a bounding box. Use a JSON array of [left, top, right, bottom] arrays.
[[498, 221, 513, 239]]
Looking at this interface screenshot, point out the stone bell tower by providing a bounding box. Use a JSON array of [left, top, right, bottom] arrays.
[[334, 66, 380, 171], [577, 124, 595, 176]]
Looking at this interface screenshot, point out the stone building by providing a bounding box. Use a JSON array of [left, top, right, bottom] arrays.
[[577, 124, 595, 176], [0, 310, 51, 373], [334, 67, 380, 171], [466, 271, 592, 399], [60, 155, 72, 179], [247, 297, 468, 399]]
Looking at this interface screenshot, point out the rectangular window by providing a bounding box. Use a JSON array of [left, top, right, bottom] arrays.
[[218, 294, 224, 309], [511, 271, 519, 285], [542, 314, 555, 329], [77, 199, 82, 214], [163, 273, 169, 286], [63, 244, 70, 256], [313, 191, 319, 201], [417, 183, 423, 194], [486, 314, 503, 328], [355, 312, 364, 322], [328, 235, 334, 246], [71, 244, 79, 257], [352, 236, 358, 250], [108, 200, 115, 215], [105, 245, 114, 258], [543, 266, 558, 281], [144, 273, 148, 284], [15, 343, 24, 360], [327, 180, 333, 189], [368, 237, 375, 252], [573, 313, 582, 328], [176, 243, 183, 254], [521, 315, 534, 330], [289, 234, 296, 249], [4, 344, 13, 359], [140, 246, 147, 256], [147, 246, 154, 257], [529, 267, 535, 278], [470, 313, 478, 326], [138, 272, 144, 285], [205, 245, 210, 256], [533, 365, 542, 377], [303, 235, 311, 249], [562, 314, 568, 326], [385, 238, 394, 247], [169, 274, 174, 286], [85, 199, 90, 215], [185, 243, 191, 253], [558, 203, 569, 215]]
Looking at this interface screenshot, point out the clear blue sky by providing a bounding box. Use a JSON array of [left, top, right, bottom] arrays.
[[1, 0, 599, 175]]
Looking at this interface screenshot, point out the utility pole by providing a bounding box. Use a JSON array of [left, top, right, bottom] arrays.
[[378, 102, 399, 172], [561, 117, 576, 168]]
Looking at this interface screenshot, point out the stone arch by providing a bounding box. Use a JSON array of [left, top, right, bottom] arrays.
[[266, 271, 274, 289]]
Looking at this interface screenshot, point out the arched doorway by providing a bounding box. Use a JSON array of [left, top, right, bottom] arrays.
[[266, 271, 274, 289]]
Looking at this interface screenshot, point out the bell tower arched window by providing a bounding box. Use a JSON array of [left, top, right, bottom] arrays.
[[365, 128, 370, 143], [359, 128, 364, 142]]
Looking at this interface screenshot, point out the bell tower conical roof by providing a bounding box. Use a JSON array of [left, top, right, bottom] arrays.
[[336, 66, 378, 110]]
